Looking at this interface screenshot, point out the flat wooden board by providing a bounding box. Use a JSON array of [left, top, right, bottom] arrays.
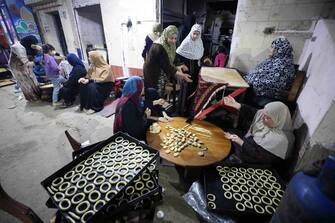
[[200, 67, 249, 88], [146, 117, 231, 167]]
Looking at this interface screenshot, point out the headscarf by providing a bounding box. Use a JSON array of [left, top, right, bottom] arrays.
[[66, 53, 86, 78], [114, 76, 144, 133], [20, 35, 38, 56], [249, 101, 294, 159], [87, 51, 114, 82], [148, 23, 163, 42], [245, 37, 295, 99], [176, 24, 204, 60], [155, 25, 178, 64]]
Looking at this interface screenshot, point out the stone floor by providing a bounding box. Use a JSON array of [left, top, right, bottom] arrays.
[[0, 85, 199, 223]]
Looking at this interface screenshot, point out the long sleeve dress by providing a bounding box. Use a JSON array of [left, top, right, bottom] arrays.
[[9, 42, 40, 101], [143, 43, 177, 97]]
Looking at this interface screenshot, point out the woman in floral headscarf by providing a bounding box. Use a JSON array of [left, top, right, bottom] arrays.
[[143, 25, 192, 97], [245, 37, 295, 107]]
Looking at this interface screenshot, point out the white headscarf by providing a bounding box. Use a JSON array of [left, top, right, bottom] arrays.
[[249, 102, 294, 159], [176, 24, 204, 60]]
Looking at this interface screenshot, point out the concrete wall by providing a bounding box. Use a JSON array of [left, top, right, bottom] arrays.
[[294, 19, 335, 151], [100, 0, 157, 75], [229, 0, 335, 73], [33, 0, 80, 55]]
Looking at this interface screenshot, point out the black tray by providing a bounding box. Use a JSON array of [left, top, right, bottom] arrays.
[[204, 163, 286, 217], [41, 132, 159, 223]]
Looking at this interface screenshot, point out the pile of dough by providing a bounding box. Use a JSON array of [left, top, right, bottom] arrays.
[[149, 123, 161, 134]]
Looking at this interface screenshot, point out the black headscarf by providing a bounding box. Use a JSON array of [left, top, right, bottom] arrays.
[[20, 35, 38, 56]]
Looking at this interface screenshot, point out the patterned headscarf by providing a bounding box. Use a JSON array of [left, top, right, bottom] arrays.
[[249, 101, 294, 159], [176, 24, 204, 60], [245, 37, 295, 99], [114, 76, 144, 133], [155, 25, 178, 64]]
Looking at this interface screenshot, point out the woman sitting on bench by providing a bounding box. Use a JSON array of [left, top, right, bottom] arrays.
[[223, 96, 294, 165]]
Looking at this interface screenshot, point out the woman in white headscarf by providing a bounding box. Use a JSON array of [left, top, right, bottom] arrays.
[[176, 24, 204, 115], [223, 96, 294, 165]]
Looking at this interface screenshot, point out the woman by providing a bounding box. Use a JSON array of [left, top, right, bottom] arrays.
[[143, 25, 191, 97], [78, 50, 114, 114], [223, 96, 294, 165], [244, 37, 295, 107], [176, 24, 204, 114], [142, 23, 163, 60], [43, 44, 66, 106], [59, 53, 86, 107], [9, 35, 41, 101], [114, 76, 151, 141]]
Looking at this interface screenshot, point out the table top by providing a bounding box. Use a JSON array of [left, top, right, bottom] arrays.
[[200, 67, 249, 88], [146, 117, 231, 167]]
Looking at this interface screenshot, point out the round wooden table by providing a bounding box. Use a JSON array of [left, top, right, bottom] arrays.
[[146, 117, 231, 167]]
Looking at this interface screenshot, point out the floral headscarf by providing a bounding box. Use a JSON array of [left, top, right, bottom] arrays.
[[155, 25, 178, 64]]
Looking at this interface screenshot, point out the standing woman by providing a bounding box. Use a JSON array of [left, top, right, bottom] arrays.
[[141, 23, 163, 61], [176, 24, 204, 114], [114, 76, 151, 141], [59, 53, 87, 107], [78, 51, 114, 114], [9, 35, 41, 101], [143, 25, 192, 98]]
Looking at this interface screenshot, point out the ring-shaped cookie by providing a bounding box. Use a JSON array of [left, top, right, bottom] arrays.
[[272, 182, 281, 190], [88, 190, 101, 203], [134, 156, 143, 163], [141, 173, 151, 181], [109, 175, 120, 184], [65, 216, 76, 223], [240, 185, 249, 193], [134, 166, 142, 173], [83, 183, 95, 194], [235, 202, 245, 212], [53, 192, 65, 202], [103, 169, 114, 178], [141, 188, 150, 195], [223, 166, 230, 172], [227, 172, 235, 178], [68, 212, 80, 220], [122, 140, 129, 146], [124, 173, 135, 182], [118, 167, 128, 176], [216, 165, 223, 171], [47, 187, 55, 195], [231, 185, 240, 193], [268, 175, 277, 183], [125, 186, 135, 195], [114, 155, 123, 162], [127, 152, 136, 160], [258, 188, 267, 196], [105, 190, 117, 201], [272, 197, 281, 206], [52, 177, 64, 187], [235, 172, 243, 178], [265, 205, 276, 214], [255, 180, 263, 188], [71, 192, 85, 205], [207, 194, 216, 201], [246, 180, 255, 187], [100, 155, 109, 162], [208, 201, 216, 209], [247, 168, 255, 174], [81, 211, 95, 223], [128, 142, 136, 149], [100, 182, 112, 193], [65, 186, 77, 197], [242, 193, 251, 201], [82, 167, 93, 175], [59, 198, 71, 211], [238, 178, 246, 185], [220, 176, 230, 183], [231, 167, 238, 172], [146, 180, 155, 189], [130, 192, 140, 201], [252, 174, 260, 181], [254, 204, 265, 214], [218, 171, 226, 177], [252, 195, 261, 204], [84, 158, 95, 166], [267, 189, 277, 198], [93, 200, 106, 212], [222, 184, 231, 191], [93, 152, 103, 159], [135, 181, 144, 191], [229, 177, 238, 185], [224, 191, 232, 199], [243, 173, 251, 180], [115, 136, 124, 143], [244, 200, 253, 209], [59, 182, 71, 192], [116, 181, 127, 191], [75, 164, 85, 173], [122, 149, 130, 156], [121, 158, 130, 165], [96, 165, 107, 173], [276, 189, 284, 198], [93, 175, 106, 185], [76, 201, 90, 215], [86, 171, 98, 181], [255, 168, 264, 175], [261, 196, 272, 205], [238, 167, 247, 173], [249, 187, 258, 195], [102, 147, 110, 154], [75, 179, 87, 189], [264, 169, 273, 176], [64, 171, 75, 180], [260, 175, 268, 182], [92, 160, 102, 168], [233, 193, 242, 201], [141, 150, 150, 157]]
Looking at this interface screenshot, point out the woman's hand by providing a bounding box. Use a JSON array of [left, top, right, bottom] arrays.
[[158, 117, 169, 123], [145, 108, 151, 117], [224, 132, 244, 146], [163, 111, 173, 121], [176, 70, 192, 83], [153, 98, 165, 106], [223, 96, 241, 110], [180, 64, 189, 72], [78, 78, 89, 84]]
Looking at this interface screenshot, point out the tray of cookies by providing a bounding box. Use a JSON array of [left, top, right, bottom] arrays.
[[41, 132, 159, 223], [204, 163, 286, 217]]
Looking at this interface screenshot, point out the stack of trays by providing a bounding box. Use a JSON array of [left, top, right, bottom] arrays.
[[41, 132, 161, 223], [204, 164, 286, 217]]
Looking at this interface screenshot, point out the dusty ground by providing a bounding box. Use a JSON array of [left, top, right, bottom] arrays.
[[0, 85, 199, 223]]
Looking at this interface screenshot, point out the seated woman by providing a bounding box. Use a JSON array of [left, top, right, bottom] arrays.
[[144, 88, 173, 123], [223, 96, 294, 165], [114, 76, 152, 141], [244, 37, 295, 107], [143, 25, 192, 97], [59, 53, 87, 107], [78, 51, 114, 114]]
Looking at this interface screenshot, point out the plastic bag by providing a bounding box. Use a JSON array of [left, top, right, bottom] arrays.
[[183, 181, 236, 223]]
